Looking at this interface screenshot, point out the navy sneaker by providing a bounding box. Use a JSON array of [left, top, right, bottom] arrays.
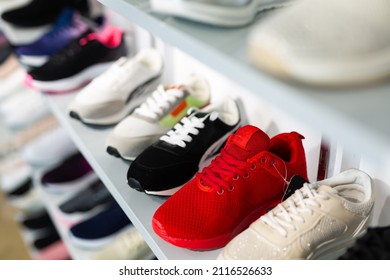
[[41, 153, 98, 194], [26, 25, 127, 93], [69, 202, 132, 249], [15, 8, 89, 68]]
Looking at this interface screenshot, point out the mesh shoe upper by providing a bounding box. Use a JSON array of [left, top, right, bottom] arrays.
[[152, 125, 308, 250]]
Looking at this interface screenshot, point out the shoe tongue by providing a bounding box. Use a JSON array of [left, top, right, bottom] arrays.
[[225, 125, 270, 160], [317, 185, 338, 195]]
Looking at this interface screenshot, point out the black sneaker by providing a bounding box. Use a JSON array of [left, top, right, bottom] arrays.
[[26, 26, 127, 93], [127, 98, 241, 196], [1, 0, 91, 27], [59, 180, 115, 214], [338, 225, 390, 260], [6, 178, 33, 198], [33, 228, 61, 250], [22, 210, 54, 230]]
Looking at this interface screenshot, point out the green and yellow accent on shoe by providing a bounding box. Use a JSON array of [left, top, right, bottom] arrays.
[[159, 94, 209, 128]]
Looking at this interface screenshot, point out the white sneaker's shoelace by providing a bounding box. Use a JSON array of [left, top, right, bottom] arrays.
[[160, 114, 207, 148], [135, 85, 184, 120], [261, 184, 332, 237]]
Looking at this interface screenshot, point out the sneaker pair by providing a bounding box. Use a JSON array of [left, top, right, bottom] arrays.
[[218, 169, 375, 259], [152, 125, 308, 250]]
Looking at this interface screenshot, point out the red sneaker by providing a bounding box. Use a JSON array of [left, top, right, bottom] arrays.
[[152, 125, 308, 250]]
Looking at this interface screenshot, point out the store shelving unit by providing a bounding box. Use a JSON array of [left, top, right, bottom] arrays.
[[98, 0, 390, 165], [37, 0, 390, 260]]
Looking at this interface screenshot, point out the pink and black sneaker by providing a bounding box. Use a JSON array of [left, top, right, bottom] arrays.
[[27, 25, 127, 94]]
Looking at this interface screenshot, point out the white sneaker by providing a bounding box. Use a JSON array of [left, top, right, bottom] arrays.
[[0, 66, 25, 102], [218, 169, 375, 260], [0, 154, 32, 194], [247, 0, 390, 86], [150, 0, 292, 27], [68, 49, 164, 126], [21, 126, 78, 167], [105, 75, 211, 160], [91, 229, 154, 260], [0, 89, 50, 129]]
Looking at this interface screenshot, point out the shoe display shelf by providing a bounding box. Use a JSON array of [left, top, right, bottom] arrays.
[[44, 92, 220, 260], [39, 0, 390, 260], [33, 169, 93, 260], [97, 0, 390, 167]]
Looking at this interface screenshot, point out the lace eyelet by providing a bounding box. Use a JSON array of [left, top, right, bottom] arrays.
[[217, 189, 224, 195], [243, 173, 249, 179], [228, 185, 234, 192], [271, 159, 277, 165], [233, 175, 239, 181], [250, 163, 256, 170], [260, 157, 267, 163]]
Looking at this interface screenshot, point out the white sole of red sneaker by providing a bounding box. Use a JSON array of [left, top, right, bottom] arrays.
[[150, 0, 293, 27], [28, 62, 114, 94]]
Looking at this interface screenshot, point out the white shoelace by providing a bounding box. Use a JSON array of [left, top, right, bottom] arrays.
[[261, 184, 332, 237], [135, 85, 185, 120], [160, 113, 207, 148]]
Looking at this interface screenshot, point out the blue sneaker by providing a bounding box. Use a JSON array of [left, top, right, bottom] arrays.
[[69, 202, 132, 249], [15, 8, 89, 67]]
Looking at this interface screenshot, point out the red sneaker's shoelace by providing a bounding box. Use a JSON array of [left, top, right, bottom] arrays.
[[196, 148, 253, 194]]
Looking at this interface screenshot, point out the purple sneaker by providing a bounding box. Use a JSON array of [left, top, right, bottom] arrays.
[[41, 152, 98, 194], [16, 8, 89, 68]]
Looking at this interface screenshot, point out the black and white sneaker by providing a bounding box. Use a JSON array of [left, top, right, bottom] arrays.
[[127, 97, 241, 196], [26, 25, 127, 93]]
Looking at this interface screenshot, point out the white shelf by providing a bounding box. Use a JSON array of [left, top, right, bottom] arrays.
[[44, 92, 221, 260], [98, 0, 390, 164]]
